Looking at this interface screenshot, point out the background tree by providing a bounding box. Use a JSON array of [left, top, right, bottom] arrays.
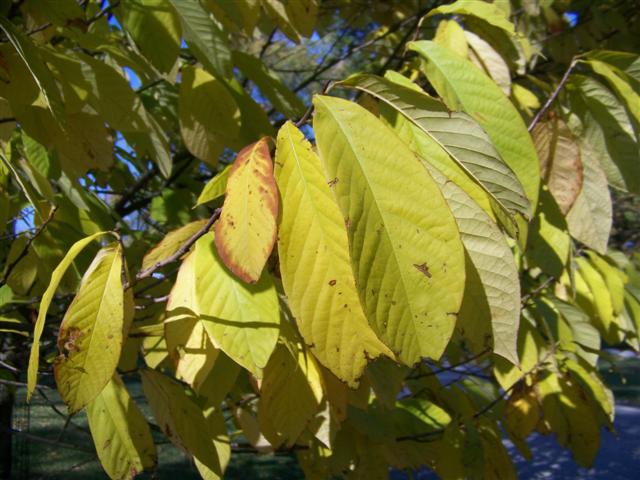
[[1, 0, 640, 478]]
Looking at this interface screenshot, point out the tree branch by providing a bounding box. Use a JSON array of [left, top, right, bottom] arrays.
[[528, 58, 578, 132]]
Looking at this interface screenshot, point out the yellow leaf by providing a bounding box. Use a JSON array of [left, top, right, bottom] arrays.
[[54, 243, 127, 413], [142, 219, 208, 271], [274, 122, 392, 386], [215, 137, 278, 283], [313, 95, 466, 364], [87, 374, 157, 479]]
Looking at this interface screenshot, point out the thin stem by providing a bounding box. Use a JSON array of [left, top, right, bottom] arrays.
[[528, 58, 578, 132]]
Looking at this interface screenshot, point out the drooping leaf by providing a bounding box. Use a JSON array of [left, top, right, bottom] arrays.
[[259, 344, 323, 447], [428, 165, 520, 364], [54, 243, 127, 413], [568, 75, 639, 193], [576, 257, 616, 343], [179, 66, 240, 166], [121, 0, 181, 73], [427, 0, 516, 35], [232, 51, 305, 118], [141, 369, 223, 478], [27, 231, 115, 401], [274, 121, 392, 386], [87, 374, 157, 480], [532, 116, 583, 214], [215, 137, 278, 283], [169, 0, 231, 79], [339, 73, 528, 235], [465, 30, 511, 95], [565, 133, 612, 254], [195, 233, 280, 376], [408, 40, 540, 208], [313, 95, 466, 364], [196, 164, 232, 206], [433, 19, 468, 58]]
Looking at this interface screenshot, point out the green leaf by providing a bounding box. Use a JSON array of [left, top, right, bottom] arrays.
[[568, 75, 639, 193], [0, 17, 66, 125], [552, 298, 600, 366], [141, 369, 223, 478], [576, 257, 616, 343], [427, 165, 521, 364], [121, 0, 181, 73], [274, 121, 392, 386], [142, 219, 208, 271], [339, 73, 528, 235], [427, 0, 515, 35], [87, 374, 157, 480], [232, 51, 305, 118], [54, 243, 127, 413], [27, 231, 116, 401], [169, 0, 231, 79], [194, 233, 280, 377], [196, 164, 232, 206], [526, 188, 570, 278], [408, 40, 540, 209], [179, 66, 239, 166], [433, 19, 469, 58], [585, 59, 640, 127], [313, 95, 466, 364]]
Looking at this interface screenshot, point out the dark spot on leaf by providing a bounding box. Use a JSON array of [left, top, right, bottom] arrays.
[[329, 279, 336, 286], [413, 262, 432, 278]]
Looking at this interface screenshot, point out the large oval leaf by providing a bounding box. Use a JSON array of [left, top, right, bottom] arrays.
[[313, 95, 466, 364], [274, 121, 392, 386], [54, 243, 126, 413], [408, 40, 540, 209], [87, 374, 157, 480]]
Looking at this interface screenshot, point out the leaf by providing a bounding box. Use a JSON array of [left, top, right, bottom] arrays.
[[576, 257, 616, 343], [427, 0, 515, 35], [465, 30, 511, 96], [568, 75, 639, 193], [274, 122, 392, 386], [285, 0, 318, 38], [259, 345, 323, 447], [54, 243, 127, 413], [427, 165, 521, 364], [27, 231, 115, 401], [552, 298, 600, 366], [215, 137, 278, 283], [0, 17, 65, 125], [587, 251, 626, 316], [196, 164, 232, 206], [87, 374, 157, 480], [339, 73, 528, 235], [313, 95, 466, 364], [169, 0, 231, 78], [586, 59, 640, 127], [179, 66, 240, 166], [408, 40, 540, 208], [195, 233, 280, 376], [526, 188, 571, 278], [261, 0, 301, 43], [141, 369, 222, 478], [165, 251, 218, 392], [232, 51, 305, 118], [433, 20, 468, 58], [565, 132, 612, 254], [142, 219, 208, 271], [532, 116, 583, 214], [121, 0, 181, 73]]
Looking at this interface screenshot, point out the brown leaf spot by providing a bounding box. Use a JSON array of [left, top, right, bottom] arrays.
[[328, 279, 336, 286], [413, 262, 432, 278]]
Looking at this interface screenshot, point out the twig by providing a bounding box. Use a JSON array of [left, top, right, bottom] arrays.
[[406, 349, 490, 380], [521, 276, 556, 306], [125, 208, 221, 290], [528, 58, 578, 132], [3, 206, 57, 283], [0, 378, 53, 390], [7, 428, 95, 455]]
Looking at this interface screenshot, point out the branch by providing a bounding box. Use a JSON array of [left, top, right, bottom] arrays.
[[125, 208, 221, 290], [521, 276, 556, 306], [406, 349, 490, 380], [3, 205, 57, 283], [528, 58, 578, 132]]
